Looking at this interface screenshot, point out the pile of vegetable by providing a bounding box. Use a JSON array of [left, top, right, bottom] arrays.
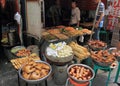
[[46, 42, 73, 58]]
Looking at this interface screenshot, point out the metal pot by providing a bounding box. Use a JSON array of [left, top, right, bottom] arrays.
[[18, 61, 52, 84], [67, 64, 95, 84], [7, 30, 16, 46]]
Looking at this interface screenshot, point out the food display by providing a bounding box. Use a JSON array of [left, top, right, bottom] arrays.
[[46, 42, 73, 58], [11, 53, 40, 69], [43, 34, 58, 42], [109, 48, 120, 57], [64, 27, 83, 36], [54, 33, 68, 40], [109, 47, 120, 61], [21, 61, 50, 80], [69, 42, 90, 60], [80, 29, 92, 35], [11, 46, 26, 54], [42, 27, 92, 42], [91, 50, 116, 67], [67, 64, 95, 83], [88, 40, 107, 50], [47, 29, 60, 34], [16, 49, 31, 57], [18, 61, 51, 83]]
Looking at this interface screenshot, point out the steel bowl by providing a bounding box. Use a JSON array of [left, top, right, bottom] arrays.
[[18, 60, 52, 84], [108, 47, 120, 61], [88, 44, 107, 51], [67, 64, 95, 83], [45, 52, 73, 66], [92, 59, 113, 67]]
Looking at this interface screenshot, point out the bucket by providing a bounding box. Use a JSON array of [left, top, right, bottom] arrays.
[[69, 79, 90, 86], [7, 31, 16, 46], [53, 65, 68, 85], [65, 78, 90, 86], [27, 45, 39, 56]]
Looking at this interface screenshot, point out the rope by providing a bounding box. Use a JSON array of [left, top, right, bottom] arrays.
[[90, 1, 101, 40]]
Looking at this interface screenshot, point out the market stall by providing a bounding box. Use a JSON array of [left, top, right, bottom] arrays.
[[1, 0, 120, 86], [4, 26, 120, 86]]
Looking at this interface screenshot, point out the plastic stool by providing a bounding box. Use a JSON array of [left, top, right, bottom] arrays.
[[114, 61, 120, 83], [93, 63, 112, 86]]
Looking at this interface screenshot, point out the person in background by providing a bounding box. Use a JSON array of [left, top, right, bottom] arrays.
[[47, 0, 63, 26], [70, 0, 80, 27], [93, 0, 105, 40], [0, 0, 20, 53]]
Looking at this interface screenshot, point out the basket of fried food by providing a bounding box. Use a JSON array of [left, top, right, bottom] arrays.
[[88, 40, 107, 51], [18, 60, 52, 84], [69, 42, 90, 61], [15, 49, 31, 57], [67, 64, 95, 83], [91, 50, 116, 67], [109, 47, 120, 61]]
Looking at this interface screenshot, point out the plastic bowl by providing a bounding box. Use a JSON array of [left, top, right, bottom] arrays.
[[18, 61, 52, 84]]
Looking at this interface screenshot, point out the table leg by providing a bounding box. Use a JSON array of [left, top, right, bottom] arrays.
[[26, 83, 28, 86], [45, 80, 48, 86], [114, 62, 120, 83], [17, 72, 20, 86]]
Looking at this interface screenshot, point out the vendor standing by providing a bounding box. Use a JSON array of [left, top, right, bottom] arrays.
[[47, 0, 63, 26], [70, 0, 80, 27], [93, 0, 105, 40]]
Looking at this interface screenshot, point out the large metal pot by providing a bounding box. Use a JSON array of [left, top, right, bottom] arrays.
[[45, 52, 73, 66], [67, 64, 95, 84], [18, 60, 52, 84]]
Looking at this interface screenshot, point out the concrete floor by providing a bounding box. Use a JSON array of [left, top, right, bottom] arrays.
[[0, 49, 120, 86]]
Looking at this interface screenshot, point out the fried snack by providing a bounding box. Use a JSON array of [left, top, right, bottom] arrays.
[[22, 72, 31, 79], [54, 33, 68, 39], [11, 54, 40, 69], [69, 42, 90, 60], [69, 65, 92, 81], [111, 49, 120, 57], [91, 50, 116, 64], [88, 40, 106, 49], [65, 27, 76, 32], [21, 61, 50, 80], [80, 29, 92, 35], [41, 32, 50, 36], [47, 29, 60, 34], [16, 49, 31, 57]]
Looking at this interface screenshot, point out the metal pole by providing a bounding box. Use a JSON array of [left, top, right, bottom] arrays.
[[90, 1, 101, 40]]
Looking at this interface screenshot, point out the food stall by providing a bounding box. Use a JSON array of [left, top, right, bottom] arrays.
[[1, 0, 120, 86]]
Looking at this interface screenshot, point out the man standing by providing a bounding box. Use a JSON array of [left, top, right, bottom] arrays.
[[93, 0, 105, 40], [47, 0, 63, 26], [70, 0, 80, 27]]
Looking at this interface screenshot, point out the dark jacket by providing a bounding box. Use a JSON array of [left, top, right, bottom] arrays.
[[0, 0, 17, 26]]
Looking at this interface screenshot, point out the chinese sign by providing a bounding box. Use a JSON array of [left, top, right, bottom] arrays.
[[107, 0, 120, 30]]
